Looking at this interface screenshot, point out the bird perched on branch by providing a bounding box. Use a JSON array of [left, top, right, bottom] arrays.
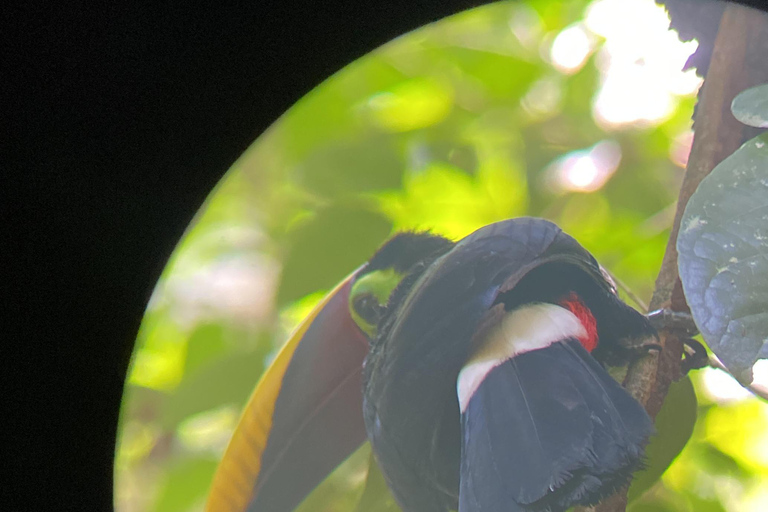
[[206, 217, 658, 512]]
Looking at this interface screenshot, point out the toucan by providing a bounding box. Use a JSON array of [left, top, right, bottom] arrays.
[[206, 217, 659, 512]]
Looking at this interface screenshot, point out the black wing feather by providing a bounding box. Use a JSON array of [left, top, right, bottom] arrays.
[[459, 339, 653, 512]]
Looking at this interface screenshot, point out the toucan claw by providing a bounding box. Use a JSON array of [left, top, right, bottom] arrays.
[[645, 309, 708, 374], [616, 334, 662, 361], [680, 337, 709, 374]]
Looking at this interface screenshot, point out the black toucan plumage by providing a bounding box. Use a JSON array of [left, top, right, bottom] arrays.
[[361, 218, 655, 512], [206, 218, 657, 512]]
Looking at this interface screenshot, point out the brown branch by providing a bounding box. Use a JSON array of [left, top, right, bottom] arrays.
[[582, 4, 768, 512]]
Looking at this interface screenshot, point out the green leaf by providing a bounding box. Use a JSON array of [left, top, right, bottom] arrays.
[[277, 205, 393, 306], [161, 347, 266, 429], [378, 161, 527, 240], [677, 133, 768, 379], [627, 377, 697, 502], [628, 499, 683, 512], [731, 83, 768, 128], [151, 456, 218, 512], [366, 78, 454, 132], [183, 323, 230, 376], [696, 442, 751, 479], [354, 453, 403, 512], [449, 48, 539, 100], [294, 136, 404, 197]]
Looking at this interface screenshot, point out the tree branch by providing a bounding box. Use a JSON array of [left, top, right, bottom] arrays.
[[582, 4, 768, 512]]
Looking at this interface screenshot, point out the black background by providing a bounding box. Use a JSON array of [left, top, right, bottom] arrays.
[[5, 0, 766, 509]]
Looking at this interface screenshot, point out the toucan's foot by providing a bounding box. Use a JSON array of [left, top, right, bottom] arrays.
[[621, 335, 662, 357], [681, 337, 709, 374], [646, 309, 708, 374], [603, 334, 662, 368], [647, 308, 699, 337]]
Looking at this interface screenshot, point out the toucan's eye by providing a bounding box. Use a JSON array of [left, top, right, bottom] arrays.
[[349, 268, 404, 337], [351, 293, 384, 333]]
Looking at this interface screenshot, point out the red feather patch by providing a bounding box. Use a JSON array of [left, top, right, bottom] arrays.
[[559, 292, 599, 352]]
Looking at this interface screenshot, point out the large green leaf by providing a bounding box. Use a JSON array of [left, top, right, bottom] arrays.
[[731, 83, 768, 128], [627, 377, 697, 502], [677, 133, 768, 379]]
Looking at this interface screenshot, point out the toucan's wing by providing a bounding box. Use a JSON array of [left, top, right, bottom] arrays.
[[206, 272, 369, 512], [459, 339, 653, 512]]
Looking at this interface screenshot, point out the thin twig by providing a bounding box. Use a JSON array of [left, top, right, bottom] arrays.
[[602, 268, 649, 313]]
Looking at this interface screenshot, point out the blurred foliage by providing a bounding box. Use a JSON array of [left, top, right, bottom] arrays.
[[116, 1, 768, 511], [627, 377, 697, 501]]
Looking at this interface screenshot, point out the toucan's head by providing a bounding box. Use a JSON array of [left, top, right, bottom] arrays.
[[206, 218, 656, 512], [347, 231, 455, 339]]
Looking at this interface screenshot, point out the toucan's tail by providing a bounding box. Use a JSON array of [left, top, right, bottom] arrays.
[[459, 339, 653, 512]]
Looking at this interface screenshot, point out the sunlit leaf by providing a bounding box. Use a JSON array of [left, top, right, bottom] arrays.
[[176, 406, 239, 453], [731, 84, 768, 128], [677, 133, 768, 379], [117, 421, 161, 465], [367, 79, 454, 132], [129, 316, 187, 391], [151, 457, 218, 512], [696, 443, 751, 479], [378, 161, 527, 240], [705, 399, 768, 472], [680, 495, 729, 512], [183, 324, 230, 376], [279, 290, 328, 335], [450, 48, 539, 100], [628, 497, 687, 512]]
